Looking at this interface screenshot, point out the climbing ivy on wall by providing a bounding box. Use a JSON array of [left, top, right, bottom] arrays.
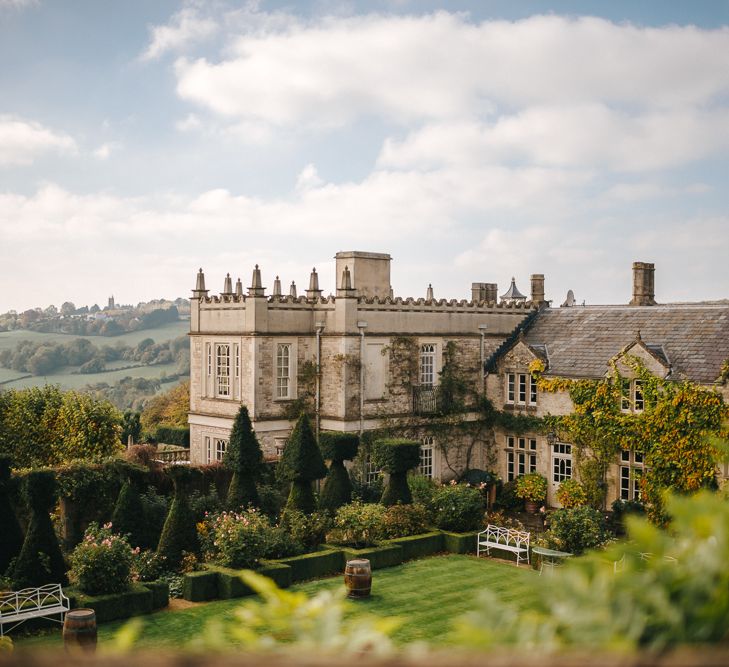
[[536, 358, 728, 523]]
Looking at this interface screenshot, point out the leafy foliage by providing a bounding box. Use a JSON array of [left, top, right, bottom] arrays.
[[140, 381, 190, 432], [319, 432, 359, 512], [69, 522, 134, 595], [455, 491, 729, 651], [224, 405, 263, 509], [278, 414, 327, 513], [198, 509, 270, 569], [280, 509, 331, 551], [318, 432, 359, 462], [430, 483, 484, 532], [0, 386, 122, 467], [379, 503, 430, 538], [555, 479, 588, 508], [514, 472, 548, 502], [11, 469, 67, 588], [373, 439, 420, 506], [326, 501, 386, 548], [547, 506, 608, 555], [110, 462, 148, 549]]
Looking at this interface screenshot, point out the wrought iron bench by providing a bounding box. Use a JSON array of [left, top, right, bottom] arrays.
[[0, 584, 70, 636], [477, 524, 531, 566]]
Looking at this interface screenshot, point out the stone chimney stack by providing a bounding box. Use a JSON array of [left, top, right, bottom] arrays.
[[192, 268, 208, 299], [530, 274, 545, 305], [471, 282, 498, 304], [630, 262, 656, 306]]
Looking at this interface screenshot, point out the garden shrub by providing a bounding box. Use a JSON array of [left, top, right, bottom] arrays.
[[548, 506, 608, 555], [199, 509, 269, 569], [260, 526, 305, 560], [153, 426, 190, 447], [224, 405, 263, 509], [515, 473, 548, 503], [280, 509, 331, 551], [278, 414, 327, 513], [483, 510, 524, 531], [493, 478, 521, 511], [556, 479, 588, 508], [610, 497, 646, 534], [318, 432, 359, 512], [257, 483, 287, 521], [139, 487, 168, 549], [408, 474, 439, 514], [379, 502, 429, 539], [11, 469, 67, 588], [326, 501, 386, 548], [110, 461, 148, 549], [0, 455, 23, 575], [69, 522, 134, 595], [372, 438, 420, 506], [132, 549, 167, 582], [431, 483, 484, 532], [350, 471, 383, 503], [189, 488, 223, 523], [156, 465, 199, 568]]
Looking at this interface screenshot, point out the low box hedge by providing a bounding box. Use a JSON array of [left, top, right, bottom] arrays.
[[183, 570, 218, 602], [275, 547, 344, 582], [209, 561, 293, 600], [442, 530, 479, 554], [144, 580, 170, 610], [341, 544, 403, 569], [68, 583, 153, 623], [385, 531, 444, 560]]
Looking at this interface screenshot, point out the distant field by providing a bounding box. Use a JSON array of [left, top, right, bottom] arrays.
[[0, 320, 189, 352], [1, 362, 182, 391]]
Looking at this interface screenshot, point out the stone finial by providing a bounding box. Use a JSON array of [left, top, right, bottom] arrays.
[[235, 277, 243, 297], [273, 275, 282, 297], [192, 268, 208, 298], [426, 284, 434, 301], [248, 264, 265, 297], [223, 272, 233, 295], [306, 267, 322, 300], [290, 281, 298, 298], [337, 265, 356, 298]]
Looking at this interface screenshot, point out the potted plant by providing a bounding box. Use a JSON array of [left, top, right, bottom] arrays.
[[515, 473, 548, 513]]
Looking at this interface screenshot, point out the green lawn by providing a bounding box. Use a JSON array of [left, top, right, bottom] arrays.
[[14, 555, 538, 651]]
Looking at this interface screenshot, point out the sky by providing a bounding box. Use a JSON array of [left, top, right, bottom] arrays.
[[1, 0, 728, 313]]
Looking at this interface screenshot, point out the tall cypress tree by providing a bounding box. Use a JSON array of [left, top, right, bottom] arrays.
[[278, 414, 327, 513], [157, 465, 199, 568], [0, 455, 23, 576], [111, 460, 148, 548], [12, 470, 67, 588], [224, 405, 263, 509]]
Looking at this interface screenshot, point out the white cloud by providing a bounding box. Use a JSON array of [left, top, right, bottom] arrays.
[[93, 141, 122, 160], [175, 113, 202, 132], [295, 164, 324, 192], [0, 115, 76, 166], [174, 13, 729, 128], [141, 7, 218, 61]]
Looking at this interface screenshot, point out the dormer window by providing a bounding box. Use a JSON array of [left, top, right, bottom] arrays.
[[506, 373, 536, 407], [620, 379, 644, 413]]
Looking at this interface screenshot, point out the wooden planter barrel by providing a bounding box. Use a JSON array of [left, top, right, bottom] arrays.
[[525, 500, 540, 514], [63, 608, 97, 653], [344, 559, 372, 599]]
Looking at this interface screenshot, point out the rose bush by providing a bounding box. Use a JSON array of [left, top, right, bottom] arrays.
[[69, 522, 134, 595]]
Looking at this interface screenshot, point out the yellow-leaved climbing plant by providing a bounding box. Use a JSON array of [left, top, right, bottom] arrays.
[[535, 357, 728, 523]]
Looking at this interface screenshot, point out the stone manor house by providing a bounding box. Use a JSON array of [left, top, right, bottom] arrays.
[[188, 252, 729, 507]]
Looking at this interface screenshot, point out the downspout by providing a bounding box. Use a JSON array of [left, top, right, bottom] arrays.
[[357, 321, 367, 438], [479, 324, 488, 395], [315, 322, 325, 441]]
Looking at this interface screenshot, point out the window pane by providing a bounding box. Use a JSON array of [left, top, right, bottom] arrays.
[[529, 376, 537, 405], [276, 344, 291, 398], [518, 374, 527, 403], [420, 344, 435, 386], [507, 373, 515, 402]]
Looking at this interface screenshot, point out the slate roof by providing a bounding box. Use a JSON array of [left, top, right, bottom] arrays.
[[521, 304, 729, 384]]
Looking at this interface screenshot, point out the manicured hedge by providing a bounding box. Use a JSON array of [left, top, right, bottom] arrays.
[[341, 544, 403, 570], [209, 562, 292, 599], [385, 531, 444, 561], [275, 547, 344, 582], [153, 426, 190, 447], [441, 530, 479, 554], [68, 583, 154, 623], [183, 571, 218, 602], [144, 580, 170, 610]]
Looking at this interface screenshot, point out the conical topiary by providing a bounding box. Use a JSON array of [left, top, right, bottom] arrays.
[[318, 432, 359, 512], [156, 465, 199, 568], [278, 414, 327, 514], [111, 460, 148, 548], [224, 405, 263, 509], [0, 455, 23, 576], [11, 469, 67, 588], [372, 439, 421, 506]]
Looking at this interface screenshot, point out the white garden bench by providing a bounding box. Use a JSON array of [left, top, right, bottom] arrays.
[[0, 584, 70, 636], [477, 524, 531, 567]]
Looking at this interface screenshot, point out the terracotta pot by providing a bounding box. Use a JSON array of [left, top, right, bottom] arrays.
[[525, 500, 540, 514], [344, 559, 372, 599]]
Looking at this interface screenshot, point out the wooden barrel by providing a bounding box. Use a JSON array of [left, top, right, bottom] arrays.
[[344, 558, 372, 599], [63, 608, 97, 653]]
